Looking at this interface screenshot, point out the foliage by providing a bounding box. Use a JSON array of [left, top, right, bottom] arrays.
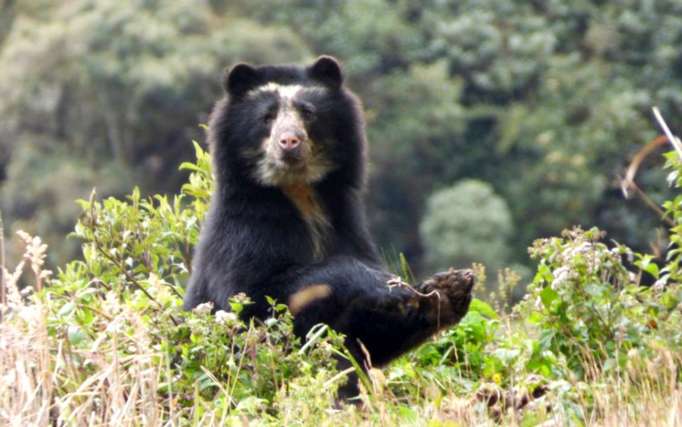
[[1, 142, 133, 266], [420, 179, 513, 275], [2, 142, 682, 425], [3, 1, 682, 273], [518, 227, 682, 378], [399, 149, 682, 422]]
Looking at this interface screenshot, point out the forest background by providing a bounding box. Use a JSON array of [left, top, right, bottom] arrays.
[[1, 0, 681, 288]]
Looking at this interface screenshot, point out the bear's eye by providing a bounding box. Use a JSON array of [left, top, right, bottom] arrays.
[[295, 101, 316, 120], [262, 110, 277, 123]]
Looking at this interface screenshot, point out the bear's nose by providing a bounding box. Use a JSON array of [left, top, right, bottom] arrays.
[[279, 132, 302, 151]]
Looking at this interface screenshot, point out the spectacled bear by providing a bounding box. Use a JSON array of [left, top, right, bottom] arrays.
[[184, 55, 475, 397]]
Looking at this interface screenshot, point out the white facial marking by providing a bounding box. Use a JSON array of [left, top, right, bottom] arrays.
[[248, 83, 302, 99], [247, 83, 325, 101]]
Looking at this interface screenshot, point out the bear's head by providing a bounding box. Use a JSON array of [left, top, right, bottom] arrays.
[[209, 56, 366, 189]]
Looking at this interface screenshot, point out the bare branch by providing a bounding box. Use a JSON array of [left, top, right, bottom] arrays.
[[652, 107, 682, 159]]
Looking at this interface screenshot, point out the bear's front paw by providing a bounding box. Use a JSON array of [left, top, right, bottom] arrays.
[[419, 268, 475, 328]]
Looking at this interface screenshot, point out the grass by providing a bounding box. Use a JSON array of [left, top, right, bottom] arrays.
[[0, 233, 679, 426]]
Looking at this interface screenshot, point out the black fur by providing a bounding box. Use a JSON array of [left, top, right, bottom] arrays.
[[184, 56, 474, 397]]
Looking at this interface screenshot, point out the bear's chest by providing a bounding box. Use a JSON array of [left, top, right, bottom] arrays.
[[281, 183, 330, 259]]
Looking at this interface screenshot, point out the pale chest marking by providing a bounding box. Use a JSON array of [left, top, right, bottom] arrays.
[[281, 183, 330, 259]]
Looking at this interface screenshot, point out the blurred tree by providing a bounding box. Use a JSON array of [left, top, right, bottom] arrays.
[[240, 0, 425, 78], [491, 57, 657, 253], [0, 140, 132, 266], [0, 0, 309, 191], [413, 0, 681, 262], [364, 62, 468, 264], [425, 1, 557, 104], [420, 179, 513, 274], [0, 0, 16, 47], [2, 0, 682, 274]]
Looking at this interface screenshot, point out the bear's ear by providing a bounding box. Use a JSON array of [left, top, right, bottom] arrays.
[[223, 63, 261, 96], [308, 56, 343, 88]]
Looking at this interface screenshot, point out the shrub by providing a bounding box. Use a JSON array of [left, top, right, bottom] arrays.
[[420, 179, 513, 274]]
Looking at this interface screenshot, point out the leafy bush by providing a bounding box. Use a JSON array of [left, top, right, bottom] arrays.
[[401, 149, 682, 422], [518, 227, 682, 378]]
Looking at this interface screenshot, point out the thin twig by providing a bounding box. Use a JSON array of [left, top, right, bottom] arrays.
[[357, 339, 374, 371], [387, 276, 443, 330], [627, 180, 673, 226], [386, 276, 439, 298], [322, 367, 356, 389]]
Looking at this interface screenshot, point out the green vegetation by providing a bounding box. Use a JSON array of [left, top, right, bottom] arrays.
[[420, 179, 513, 276], [2, 144, 681, 425], [2, 1, 681, 274]]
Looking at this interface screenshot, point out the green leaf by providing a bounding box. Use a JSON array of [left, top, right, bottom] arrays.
[[397, 405, 418, 422], [235, 396, 266, 414], [58, 302, 76, 317], [469, 298, 498, 319], [67, 325, 86, 346], [637, 255, 660, 279], [540, 287, 559, 309]]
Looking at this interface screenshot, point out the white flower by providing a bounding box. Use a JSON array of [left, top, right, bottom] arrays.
[[192, 302, 214, 315], [215, 310, 237, 325], [551, 266, 572, 289]]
